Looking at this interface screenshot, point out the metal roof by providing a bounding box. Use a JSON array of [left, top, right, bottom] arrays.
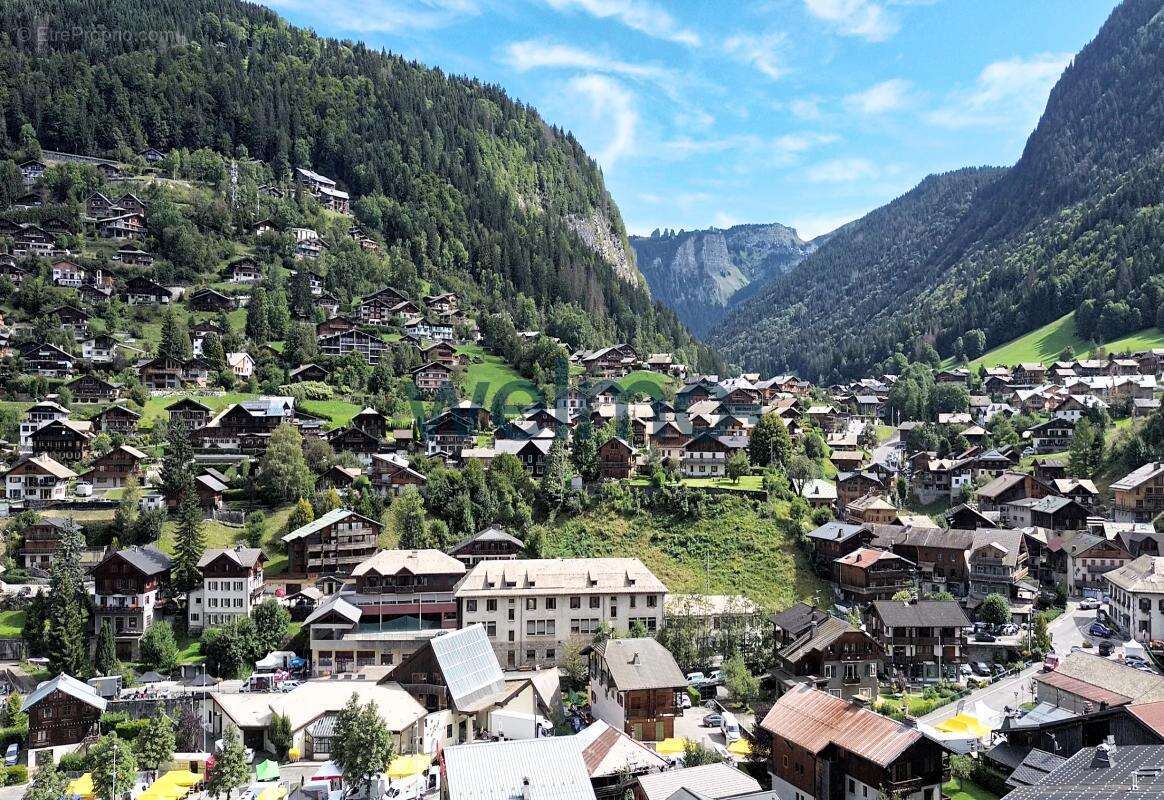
[[589, 638, 686, 692], [282, 508, 379, 543], [428, 625, 507, 711], [443, 737, 596, 800], [760, 684, 923, 768], [636, 764, 760, 800], [22, 673, 107, 713]]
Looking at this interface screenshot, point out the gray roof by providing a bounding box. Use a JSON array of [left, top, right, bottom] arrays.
[[283, 508, 378, 543], [778, 616, 863, 664], [197, 547, 265, 569], [304, 594, 361, 625], [443, 737, 596, 800], [1007, 748, 1068, 789], [448, 525, 523, 555], [590, 638, 686, 691], [871, 599, 970, 628], [806, 521, 868, 543], [637, 764, 761, 800], [1001, 744, 1164, 800], [972, 527, 1026, 567], [429, 625, 507, 711], [100, 544, 171, 576], [772, 602, 830, 636], [22, 673, 108, 713]]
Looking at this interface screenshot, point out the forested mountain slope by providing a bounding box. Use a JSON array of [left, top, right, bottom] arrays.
[[713, 0, 1164, 382], [630, 223, 815, 337], [0, 0, 723, 372]]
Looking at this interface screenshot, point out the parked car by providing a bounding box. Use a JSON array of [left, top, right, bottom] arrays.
[[720, 711, 741, 742], [686, 672, 707, 687], [1099, 642, 1113, 657], [959, 664, 973, 678], [1043, 653, 1060, 671], [973, 662, 992, 677], [679, 693, 692, 709], [1089, 622, 1113, 638], [1079, 598, 1101, 610], [974, 632, 997, 642], [1000, 624, 1019, 635], [707, 669, 724, 686], [702, 713, 723, 728], [5, 743, 18, 766]]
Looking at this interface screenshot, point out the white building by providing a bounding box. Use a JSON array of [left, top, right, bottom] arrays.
[[19, 400, 70, 451], [455, 558, 668, 669], [187, 547, 267, 632], [4, 455, 76, 502], [1106, 555, 1164, 642], [227, 352, 255, 379]]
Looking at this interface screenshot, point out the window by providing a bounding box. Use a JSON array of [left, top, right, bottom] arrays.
[[526, 649, 536, 661], [589, 597, 600, 609], [526, 598, 537, 611], [647, 595, 658, 608], [485, 622, 497, 636], [570, 597, 581, 609], [545, 598, 556, 610], [849, 779, 855, 793], [525, 619, 556, 636], [610, 601, 618, 618], [487, 599, 497, 612], [466, 599, 477, 613]]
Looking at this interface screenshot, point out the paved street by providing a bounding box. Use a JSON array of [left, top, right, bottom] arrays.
[[920, 601, 1093, 725]]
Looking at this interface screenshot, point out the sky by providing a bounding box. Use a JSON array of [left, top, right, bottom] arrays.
[[263, 0, 1119, 239]]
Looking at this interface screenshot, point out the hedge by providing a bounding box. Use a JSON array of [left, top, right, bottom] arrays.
[[3, 765, 27, 785], [114, 719, 150, 741]]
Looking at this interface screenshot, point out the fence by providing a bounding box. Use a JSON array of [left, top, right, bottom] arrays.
[[211, 509, 245, 526]]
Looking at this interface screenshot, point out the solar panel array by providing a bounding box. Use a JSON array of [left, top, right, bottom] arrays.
[[431, 625, 506, 709]]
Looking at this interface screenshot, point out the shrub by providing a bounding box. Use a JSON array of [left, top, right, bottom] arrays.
[[0, 724, 27, 746], [57, 752, 88, 772], [4, 765, 27, 784], [114, 719, 150, 741], [100, 711, 130, 732]]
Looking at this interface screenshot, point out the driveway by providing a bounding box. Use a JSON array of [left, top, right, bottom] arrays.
[[871, 426, 901, 467], [919, 602, 1087, 725]]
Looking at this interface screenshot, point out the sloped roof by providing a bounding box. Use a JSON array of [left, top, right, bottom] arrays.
[[778, 615, 866, 664], [871, 599, 970, 628], [760, 685, 922, 768], [197, 546, 265, 569], [282, 508, 379, 543], [636, 764, 760, 800], [99, 544, 171, 576], [22, 673, 108, 713], [448, 525, 523, 555], [351, 549, 465, 577], [444, 737, 596, 800], [428, 625, 507, 710], [576, 719, 668, 778], [589, 638, 686, 691]]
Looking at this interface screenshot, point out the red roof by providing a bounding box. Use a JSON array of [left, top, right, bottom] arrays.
[[836, 547, 902, 568], [760, 685, 922, 767], [1127, 701, 1164, 737], [1036, 669, 1132, 707]]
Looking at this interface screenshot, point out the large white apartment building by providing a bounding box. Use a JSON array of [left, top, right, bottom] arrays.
[[1106, 555, 1164, 642], [454, 558, 667, 669], [188, 547, 267, 632]]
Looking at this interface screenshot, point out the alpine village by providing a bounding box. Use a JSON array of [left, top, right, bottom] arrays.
[[3, 2, 1164, 800]]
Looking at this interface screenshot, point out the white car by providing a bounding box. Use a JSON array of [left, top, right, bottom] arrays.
[[1079, 598, 1101, 610]]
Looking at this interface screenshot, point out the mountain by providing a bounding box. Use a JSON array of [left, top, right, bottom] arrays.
[[630, 223, 815, 337], [712, 0, 1164, 382], [0, 0, 723, 373]]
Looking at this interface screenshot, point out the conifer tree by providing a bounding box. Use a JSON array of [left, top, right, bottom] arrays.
[[170, 476, 205, 595], [95, 620, 118, 676]]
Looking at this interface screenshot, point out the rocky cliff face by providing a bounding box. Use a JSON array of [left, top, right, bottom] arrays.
[[631, 223, 814, 336], [567, 210, 641, 286]]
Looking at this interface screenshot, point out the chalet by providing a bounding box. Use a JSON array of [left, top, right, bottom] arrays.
[[195, 396, 296, 451], [316, 315, 358, 338], [835, 470, 885, 508], [326, 425, 382, 461], [166, 397, 212, 431], [404, 318, 454, 341], [646, 418, 692, 464], [85, 190, 116, 217], [419, 341, 464, 369], [681, 431, 732, 478], [88, 445, 147, 491], [967, 527, 1029, 599], [138, 356, 210, 390], [12, 224, 55, 257], [423, 407, 486, 457], [12, 192, 43, 209], [846, 493, 898, 524], [835, 547, 916, 603], [22, 674, 107, 759], [598, 437, 635, 479], [19, 159, 46, 186], [51, 304, 90, 335], [806, 521, 874, 578], [51, 260, 85, 288], [1065, 534, 1132, 595], [282, 508, 381, 578], [187, 546, 267, 633], [290, 363, 330, 383], [0, 260, 28, 285], [121, 275, 172, 305], [319, 329, 388, 364], [369, 453, 427, 495], [65, 373, 120, 403], [16, 517, 86, 575], [250, 218, 275, 235], [189, 287, 235, 312], [1032, 457, 1069, 481], [493, 437, 553, 477], [96, 212, 146, 240], [227, 352, 255, 379], [423, 292, 459, 315], [195, 473, 228, 510], [412, 361, 454, 396], [114, 245, 154, 266], [356, 295, 401, 326], [771, 612, 882, 701], [318, 291, 341, 319], [224, 258, 263, 284], [141, 146, 166, 163], [976, 471, 1051, 513], [871, 525, 974, 597], [1112, 462, 1164, 522], [115, 193, 146, 215], [4, 455, 76, 503], [1029, 417, 1075, 453], [22, 342, 76, 377], [1014, 362, 1048, 384], [580, 344, 639, 378], [295, 168, 350, 212], [90, 545, 172, 659], [864, 599, 971, 682], [93, 404, 141, 437], [30, 419, 93, 463], [447, 525, 524, 567], [585, 638, 686, 742], [762, 686, 949, 800], [292, 227, 323, 259], [316, 465, 362, 491]]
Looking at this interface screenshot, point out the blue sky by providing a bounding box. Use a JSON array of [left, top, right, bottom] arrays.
[[264, 0, 1119, 239]]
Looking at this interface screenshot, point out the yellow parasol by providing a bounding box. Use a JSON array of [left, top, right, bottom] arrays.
[[935, 713, 991, 739], [387, 753, 433, 779], [67, 773, 94, 798], [727, 738, 752, 757], [257, 787, 289, 800], [160, 770, 202, 788], [654, 737, 690, 756]]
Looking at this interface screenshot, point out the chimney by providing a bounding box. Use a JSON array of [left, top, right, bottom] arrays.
[[630, 653, 640, 665], [1096, 741, 1116, 768], [521, 777, 532, 800]]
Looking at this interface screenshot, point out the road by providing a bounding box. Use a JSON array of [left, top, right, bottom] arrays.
[[871, 425, 901, 468], [920, 602, 1091, 725]]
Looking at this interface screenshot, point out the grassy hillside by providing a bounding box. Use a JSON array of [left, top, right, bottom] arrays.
[[538, 496, 824, 610], [457, 344, 541, 412], [959, 311, 1164, 369]]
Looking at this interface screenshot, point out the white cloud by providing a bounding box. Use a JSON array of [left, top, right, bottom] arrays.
[[789, 97, 823, 120], [712, 211, 740, 229], [262, 0, 479, 32], [543, 0, 700, 46], [924, 52, 1070, 129], [804, 0, 898, 42], [502, 40, 669, 81], [723, 32, 788, 80], [844, 78, 912, 113], [566, 74, 639, 168], [770, 132, 839, 165], [805, 157, 879, 183]]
